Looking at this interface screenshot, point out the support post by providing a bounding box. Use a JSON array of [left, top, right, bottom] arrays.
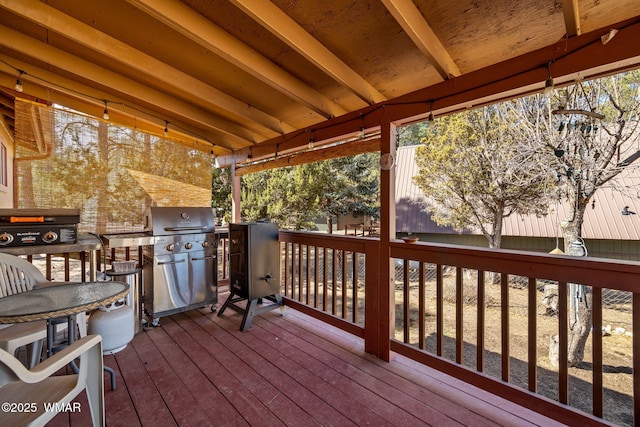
[[365, 119, 396, 360], [231, 161, 241, 223]]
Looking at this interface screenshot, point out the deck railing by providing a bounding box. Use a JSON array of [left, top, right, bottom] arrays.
[[279, 231, 378, 338], [23, 231, 637, 425], [279, 231, 640, 427]]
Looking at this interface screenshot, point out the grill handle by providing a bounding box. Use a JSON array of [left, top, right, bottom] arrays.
[[157, 259, 187, 265], [191, 255, 216, 261], [163, 226, 207, 232]]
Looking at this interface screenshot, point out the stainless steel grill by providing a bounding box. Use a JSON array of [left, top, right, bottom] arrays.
[[142, 207, 218, 324]]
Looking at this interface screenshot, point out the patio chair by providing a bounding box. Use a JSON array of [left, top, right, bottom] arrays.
[[0, 334, 104, 426], [0, 253, 87, 367]]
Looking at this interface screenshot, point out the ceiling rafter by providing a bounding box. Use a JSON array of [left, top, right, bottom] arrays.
[[0, 34, 252, 149], [229, 0, 387, 106], [0, 0, 294, 138], [561, 0, 581, 36], [0, 69, 224, 154], [381, 0, 461, 80], [127, 0, 347, 120]]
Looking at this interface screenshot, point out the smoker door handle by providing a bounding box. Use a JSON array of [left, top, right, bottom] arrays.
[[191, 255, 216, 261], [163, 226, 207, 232], [157, 259, 187, 265]]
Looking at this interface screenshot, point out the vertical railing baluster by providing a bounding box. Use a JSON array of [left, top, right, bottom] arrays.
[[501, 273, 509, 382], [322, 247, 327, 312], [297, 243, 303, 302], [314, 246, 319, 309], [46, 255, 52, 281], [592, 286, 603, 417], [436, 264, 443, 356], [403, 260, 410, 343], [418, 261, 425, 350], [341, 250, 347, 319], [305, 245, 310, 305], [456, 266, 463, 364], [291, 243, 297, 300], [477, 270, 485, 372], [558, 281, 569, 404], [527, 277, 537, 392], [352, 252, 358, 324], [283, 242, 290, 297], [332, 249, 337, 316]]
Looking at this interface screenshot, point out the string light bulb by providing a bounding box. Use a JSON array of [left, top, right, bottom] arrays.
[[15, 71, 24, 93], [164, 121, 169, 137], [102, 101, 109, 120]]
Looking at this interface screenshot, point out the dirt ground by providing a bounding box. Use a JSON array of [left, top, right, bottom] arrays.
[[393, 272, 634, 427]]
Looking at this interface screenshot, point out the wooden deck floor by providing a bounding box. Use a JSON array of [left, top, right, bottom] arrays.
[[47, 291, 565, 427]]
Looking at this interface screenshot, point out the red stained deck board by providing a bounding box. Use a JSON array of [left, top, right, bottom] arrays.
[[129, 329, 218, 425], [157, 312, 286, 426], [49, 290, 566, 427], [111, 335, 177, 426], [182, 309, 359, 426], [201, 309, 397, 426], [175, 310, 319, 426], [251, 312, 463, 427]]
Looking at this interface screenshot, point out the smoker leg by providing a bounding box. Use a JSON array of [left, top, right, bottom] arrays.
[[219, 292, 285, 331], [240, 299, 259, 331]]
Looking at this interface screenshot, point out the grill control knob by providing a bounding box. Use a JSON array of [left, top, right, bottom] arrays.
[[184, 242, 193, 249], [201, 241, 210, 248], [42, 231, 58, 243], [166, 243, 175, 251], [0, 232, 13, 245]]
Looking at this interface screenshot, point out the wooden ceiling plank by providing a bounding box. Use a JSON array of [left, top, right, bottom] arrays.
[[0, 0, 294, 137], [0, 70, 229, 154], [127, 0, 347, 120], [561, 0, 581, 36], [229, 0, 387, 106], [381, 0, 461, 80], [228, 18, 640, 165], [0, 50, 249, 151]]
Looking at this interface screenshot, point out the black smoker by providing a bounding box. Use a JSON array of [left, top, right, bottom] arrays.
[[142, 207, 218, 325], [218, 222, 283, 330]]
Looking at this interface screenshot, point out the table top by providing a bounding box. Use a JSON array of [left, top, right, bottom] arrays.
[[0, 281, 129, 324]]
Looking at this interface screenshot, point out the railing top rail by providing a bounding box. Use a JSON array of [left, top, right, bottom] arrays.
[[390, 240, 640, 292], [279, 230, 377, 253]]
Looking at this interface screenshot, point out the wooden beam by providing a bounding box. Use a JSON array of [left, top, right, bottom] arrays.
[[561, 0, 581, 36], [0, 0, 294, 138], [230, 0, 386, 105], [234, 137, 380, 176], [235, 18, 640, 164], [381, 0, 461, 80], [127, 0, 346, 120], [0, 37, 248, 151], [0, 69, 226, 155]]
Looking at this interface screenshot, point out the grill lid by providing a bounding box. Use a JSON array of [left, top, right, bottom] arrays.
[[144, 207, 215, 235]]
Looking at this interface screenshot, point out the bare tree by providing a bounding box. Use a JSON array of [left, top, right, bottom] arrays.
[[516, 71, 640, 366]]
